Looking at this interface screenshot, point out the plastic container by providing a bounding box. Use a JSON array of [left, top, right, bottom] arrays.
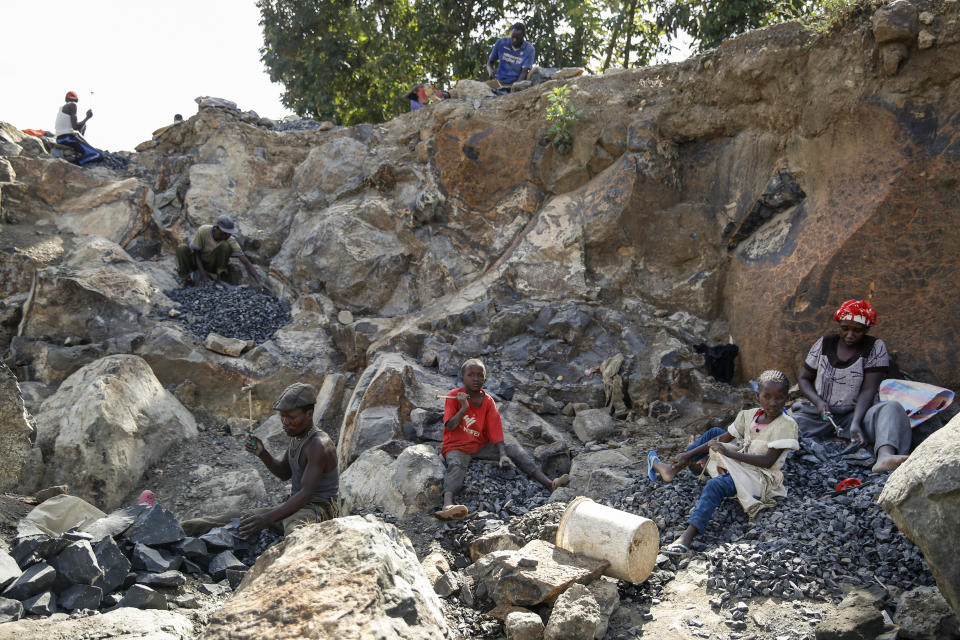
[[555, 496, 659, 583]]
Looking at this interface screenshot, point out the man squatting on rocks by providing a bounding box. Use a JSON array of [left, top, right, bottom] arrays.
[[435, 358, 569, 520], [487, 23, 535, 89], [54, 90, 102, 165], [175, 215, 269, 291], [182, 383, 340, 537]]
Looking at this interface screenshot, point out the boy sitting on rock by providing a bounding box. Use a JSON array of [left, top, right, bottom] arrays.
[[435, 358, 568, 520]]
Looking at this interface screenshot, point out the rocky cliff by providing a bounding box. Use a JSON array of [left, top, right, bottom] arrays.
[[2, 0, 960, 635], [4, 2, 957, 401]]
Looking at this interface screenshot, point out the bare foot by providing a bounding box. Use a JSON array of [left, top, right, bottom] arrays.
[[435, 504, 468, 520], [652, 459, 678, 483], [551, 474, 570, 491], [872, 454, 909, 473]]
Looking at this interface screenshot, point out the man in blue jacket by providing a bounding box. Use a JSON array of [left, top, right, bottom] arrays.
[[487, 23, 535, 89]]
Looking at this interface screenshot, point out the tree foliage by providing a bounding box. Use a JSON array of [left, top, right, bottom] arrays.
[[258, 0, 822, 125], [656, 0, 805, 50]]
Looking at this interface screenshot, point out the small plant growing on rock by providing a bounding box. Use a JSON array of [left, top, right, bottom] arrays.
[[790, 0, 881, 39], [545, 84, 582, 155]]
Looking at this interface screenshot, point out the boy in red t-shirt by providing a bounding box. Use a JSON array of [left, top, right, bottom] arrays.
[[435, 359, 569, 520]]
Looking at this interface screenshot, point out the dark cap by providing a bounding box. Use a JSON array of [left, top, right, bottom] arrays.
[[273, 383, 317, 411], [215, 215, 237, 235]]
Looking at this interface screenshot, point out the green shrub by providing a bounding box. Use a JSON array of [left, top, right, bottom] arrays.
[[789, 0, 882, 37], [545, 84, 583, 155]]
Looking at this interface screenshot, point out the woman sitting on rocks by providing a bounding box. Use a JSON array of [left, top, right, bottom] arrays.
[[648, 370, 799, 555], [792, 299, 910, 473]]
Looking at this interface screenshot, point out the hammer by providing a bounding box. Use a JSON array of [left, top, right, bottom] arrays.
[[241, 383, 259, 453]]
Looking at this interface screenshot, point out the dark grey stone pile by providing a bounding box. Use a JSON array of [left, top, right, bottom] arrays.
[[97, 150, 129, 171], [604, 438, 934, 609], [455, 461, 553, 518], [0, 505, 267, 619], [164, 286, 291, 344], [274, 119, 328, 132]]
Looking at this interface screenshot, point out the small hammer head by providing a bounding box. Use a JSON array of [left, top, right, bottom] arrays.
[[241, 384, 255, 393]]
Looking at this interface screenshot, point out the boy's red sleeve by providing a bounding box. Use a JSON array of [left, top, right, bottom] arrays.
[[485, 398, 505, 444], [443, 389, 460, 422]]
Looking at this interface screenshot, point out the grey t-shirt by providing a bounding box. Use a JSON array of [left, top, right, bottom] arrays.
[[804, 334, 889, 408]]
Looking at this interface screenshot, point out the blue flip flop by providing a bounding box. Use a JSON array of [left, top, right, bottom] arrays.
[[647, 451, 660, 483], [660, 543, 690, 557]]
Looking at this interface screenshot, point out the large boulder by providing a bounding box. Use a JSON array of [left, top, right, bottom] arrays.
[[341, 442, 444, 519], [337, 353, 451, 470], [202, 516, 449, 639], [34, 355, 197, 510], [551, 448, 638, 503], [0, 362, 35, 491], [17, 236, 172, 348], [179, 465, 267, 520], [879, 413, 960, 619]]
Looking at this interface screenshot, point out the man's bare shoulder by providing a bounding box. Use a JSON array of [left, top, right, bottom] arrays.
[[307, 430, 337, 457]]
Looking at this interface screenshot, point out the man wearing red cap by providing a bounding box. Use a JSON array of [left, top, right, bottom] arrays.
[[175, 215, 269, 290], [54, 91, 101, 165]]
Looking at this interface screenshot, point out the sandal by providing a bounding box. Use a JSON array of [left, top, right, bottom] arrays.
[[659, 543, 690, 557], [435, 504, 468, 520], [647, 451, 660, 483]]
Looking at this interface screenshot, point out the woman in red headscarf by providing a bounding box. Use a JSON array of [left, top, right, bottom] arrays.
[[793, 299, 911, 472]]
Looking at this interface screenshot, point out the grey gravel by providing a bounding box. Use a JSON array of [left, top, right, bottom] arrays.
[[164, 286, 291, 344]]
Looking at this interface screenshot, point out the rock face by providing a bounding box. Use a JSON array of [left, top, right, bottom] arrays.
[[0, 362, 35, 491], [18, 237, 173, 346], [34, 355, 198, 510], [880, 413, 960, 619], [4, 2, 960, 401], [202, 516, 449, 639]]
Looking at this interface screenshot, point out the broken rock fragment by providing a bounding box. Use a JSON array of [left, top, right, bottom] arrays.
[[124, 505, 186, 546], [131, 544, 182, 573], [93, 536, 132, 594], [58, 583, 102, 611], [116, 584, 167, 610], [204, 332, 253, 357], [472, 539, 609, 607], [53, 540, 103, 587], [2, 562, 56, 600]]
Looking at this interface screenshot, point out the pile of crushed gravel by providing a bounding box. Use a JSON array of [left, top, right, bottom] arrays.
[[605, 438, 934, 608], [274, 119, 329, 132], [164, 286, 291, 344], [394, 438, 935, 637], [98, 150, 130, 171]]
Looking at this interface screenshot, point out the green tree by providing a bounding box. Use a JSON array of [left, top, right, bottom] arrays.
[[259, 0, 431, 124], [258, 0, 816, 126], [656, 0, 809, 51]]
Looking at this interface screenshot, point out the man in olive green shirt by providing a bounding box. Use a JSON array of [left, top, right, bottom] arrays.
[[175, 215, 268, 290]]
